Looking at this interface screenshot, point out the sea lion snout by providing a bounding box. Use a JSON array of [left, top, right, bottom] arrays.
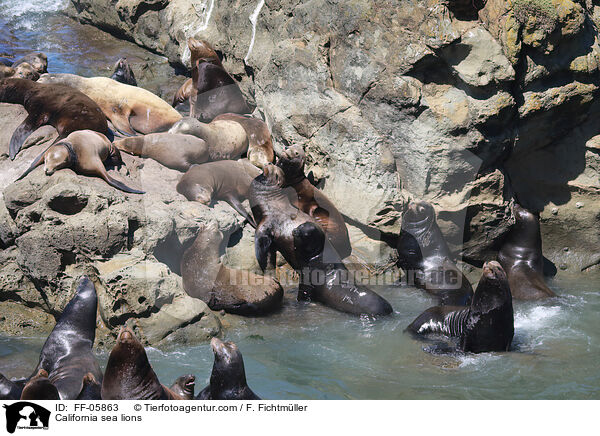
[[482, 260, 505, 281], [117, 327, 135, 343]]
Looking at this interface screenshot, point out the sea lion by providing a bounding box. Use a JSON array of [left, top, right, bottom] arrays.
[[75, 373, 102, 400], [406, 261, 514, 353], [169, 115, 273, 168], [17, 130, 144, 194], [29, 276, 103, 400], [0, 374, 23, 400], [498, 203, 556, 300], [20, 370, 60, 400], [176, 160, 261, 226], [276, 144, 351, 259], [249, 164, 393, 316], [114, 133, 209, 172], [12, 62, 40, 81], [396, 201, 474, 306], [37, 73, 181, 135], [101, 327, 184, 400], [110, 58, 137, 86], [195, 338, 260, 400], [181, 222, 283, 315], [169, 375, 195, 400], [12, 52, 47, 74], [173, 38, 222, 109], [0, 78, 110, 160]]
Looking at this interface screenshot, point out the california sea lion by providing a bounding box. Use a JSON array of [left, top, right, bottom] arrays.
[[498, 203, 556, 300], [0, 374, 23, 400], [276, 145, 351, 259], [12, 52, 47, 74], [101, 327, 184, 400], [114, 133, 209, 172], [169, 375, 195, 400], [195, 338, 260, 400], [169, 116, 273, 168], [37, 73, 181, 135], [173, 38, 222, 109], [0, 78, 109, 160], [406, 261, 514, 353], [76, 373, 102, 400], [249, 164, 393, 316], [20, 370, 60, 400], [181, 222, 283, 315], [12, 63, 39, 80], [110, 58, 137, 86], [396, 201, 474, 306], [176, 160, 260, 226], [17, 130, 144, 194], [29, 276, 103, 400]]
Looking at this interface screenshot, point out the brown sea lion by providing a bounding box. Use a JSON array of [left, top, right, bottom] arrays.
[[110, 58, 137, 86], [169, 375, 195, 400], [406, 261, 514, 353], [195, 338, 260, 400], [37, 73, 181, 135], [12, 52, 47, 74], [498, 203, 556, 300], [169, 115, 273, 168], [176, 160, 260, 226], [101, 327, 184, 400], [17, 130, 144, 194], [114, 133, 209, 172], [249, 164, 393, 316], [181, 222, 283, 315], [20, 370, 60, 400], [0, 78, 109, 160], [396, 201, 474, 306], [276, 145, 351, 259]]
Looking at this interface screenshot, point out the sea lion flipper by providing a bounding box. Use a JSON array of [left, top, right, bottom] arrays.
[[108, 114, 137, 137], [225, 195, 256, 228], [9, 115, 37, 160], [255, 226, 273, 272], [100, 169, 145, 194], [15, 146, 48, 181]]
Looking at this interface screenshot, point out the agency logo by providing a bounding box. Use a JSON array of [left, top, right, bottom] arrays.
[[3, 402, 51, 433]]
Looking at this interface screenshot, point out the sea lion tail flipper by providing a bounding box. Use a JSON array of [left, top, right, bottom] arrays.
[[225, 195, 257, 228], [9, 116, 37, 160], [101, 170, 145, 194], [15, 146, 48, 181], [255, 226, 273, 272], [108, 115, 137, 137]]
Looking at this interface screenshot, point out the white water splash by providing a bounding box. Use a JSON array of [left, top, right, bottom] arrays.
[[181, 0, 216, 66], [1, 0, 67, 17], [244, 0, 265, 63], [514, 306, 562, 331]]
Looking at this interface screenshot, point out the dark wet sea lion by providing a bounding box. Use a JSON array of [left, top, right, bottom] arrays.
[[101, 327, 183, 400], [181, 222, 283, 315], [114, 133, 209, 172], [20, 370, 60, 400], [37, 73, 182, 135], [276, 145, 351, 259], [12, 52, 47, 74], [249, 164, 392, 316], [396, 201, 473, 306], [498, 203, 556, 300], [169, 375, 195, 400], [110, 58, 137, 86], [176, 160, 261, 226], [17, 130, 144, 194], [406, 261, 514, 353], [29, 276, 103, 400], [169, 116, 271, 168], [195, 338, 260, 400], [76, 373, 102, 400], [0, 78, 109, 160], [0, 374, 23, 400]]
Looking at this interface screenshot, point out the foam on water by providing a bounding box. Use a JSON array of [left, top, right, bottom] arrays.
[[514, 305, 562, 331], [1, 0, 67, 30]]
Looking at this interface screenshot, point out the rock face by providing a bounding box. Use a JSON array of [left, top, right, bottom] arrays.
[[65, 0, 600, 269]]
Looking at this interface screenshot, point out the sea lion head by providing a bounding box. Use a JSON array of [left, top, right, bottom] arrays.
[[293, 222, 326, 263], [276, 145, 306, 183], [12, 62, 39, 81], [44, 143, 72, 175], [209, 338, 247, 390], [472, 261, 511, 313], [187, 38, 220, 65], [171, 375, 196, 399], [13, 52, 47, 74], [110, 58, 137, 86], [402, 201, 436, 229]]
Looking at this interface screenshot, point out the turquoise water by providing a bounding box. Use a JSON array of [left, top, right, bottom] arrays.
[[2, 270, 599, 399]]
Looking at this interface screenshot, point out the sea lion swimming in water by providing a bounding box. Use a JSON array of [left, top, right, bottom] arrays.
[[110, 58, 137, 86], [20, 370, 60, 400], [498, 203, 556, 300], [17, 130, 144, 194], [249, 164, 393, 316], [276, 144, 351, 259], [195, 338, 260, 400], [0, 78, 110, 160], [29, 276, 103, 400], [37, 73, 181, 135], [101, 327, 185, 400], [406, 261, 514, 353], [396, 201, 474, 306]]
